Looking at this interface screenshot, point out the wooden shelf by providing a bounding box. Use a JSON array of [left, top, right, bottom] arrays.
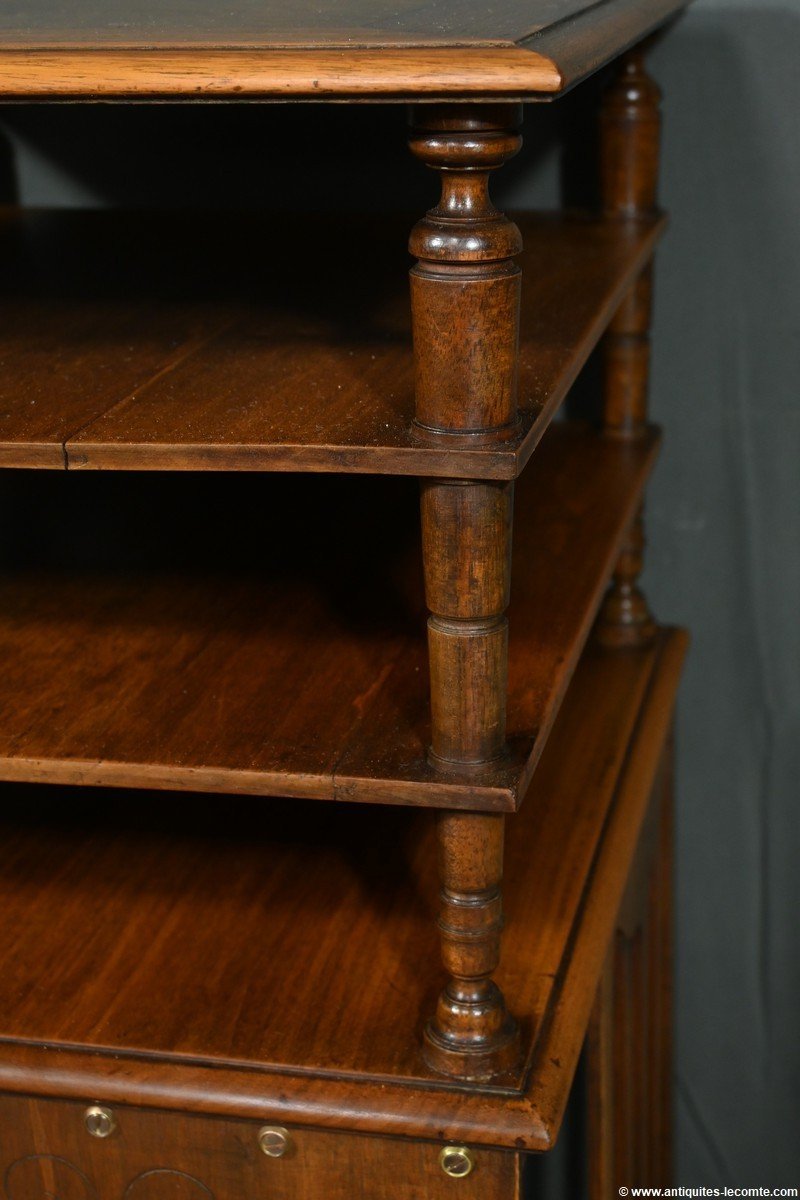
[[0, 210, 664, 479], [0, 421, 659, 810], [0, 627, 687, 1150], [0, 0, 689, 100]]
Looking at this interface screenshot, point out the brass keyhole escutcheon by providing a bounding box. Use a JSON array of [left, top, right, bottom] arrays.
[[84, 1105, 117, 1138], [258, 1126, 291, 1158], [439, 1145, 476, 1178]]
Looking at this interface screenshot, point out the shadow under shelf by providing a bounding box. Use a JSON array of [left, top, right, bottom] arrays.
[[0, 207, 664, 479], [0, 626, 687, 1150], [0, 421, 659, 810]]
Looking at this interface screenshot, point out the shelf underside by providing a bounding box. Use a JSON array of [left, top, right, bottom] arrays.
[[0, 209, 664, 479], [0, 422, 659, 810], [0, 627, 687, 1149]]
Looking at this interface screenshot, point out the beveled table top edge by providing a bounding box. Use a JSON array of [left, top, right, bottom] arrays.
[[0, 1, 691, 101]]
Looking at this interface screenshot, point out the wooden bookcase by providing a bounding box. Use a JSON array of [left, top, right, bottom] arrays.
[[0, 3, 690, 1197]]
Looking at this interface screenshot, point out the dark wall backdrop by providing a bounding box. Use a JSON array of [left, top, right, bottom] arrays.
[[646, 3, 800, 1186], [1, 0, 797, 1186]]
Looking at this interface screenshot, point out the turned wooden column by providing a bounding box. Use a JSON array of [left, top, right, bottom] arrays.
[[596, 49, 660, 648], [409, 104, 522, 1080]]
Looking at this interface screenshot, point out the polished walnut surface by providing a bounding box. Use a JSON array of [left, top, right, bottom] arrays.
[[0, 0, 690, 99], [0, 423, 657, 810], [0, 20, 687, 1172], [0, 210, 664, 478], [0, 627, 686, 1151], [0, 1096, 525, 1200]]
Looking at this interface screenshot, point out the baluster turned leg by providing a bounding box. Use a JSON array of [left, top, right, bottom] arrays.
[[408, 105, 522, 1080], [596, 49, 661, 649]]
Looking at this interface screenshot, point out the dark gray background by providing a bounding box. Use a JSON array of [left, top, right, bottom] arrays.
[[0, 0, 797, 1186]]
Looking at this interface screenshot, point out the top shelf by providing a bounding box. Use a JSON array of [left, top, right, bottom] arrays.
[[0, 1, 690, 100], [0, 209, 664, 480]]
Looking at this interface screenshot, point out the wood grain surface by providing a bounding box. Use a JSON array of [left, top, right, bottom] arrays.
[[408, 104, 524, 1077], [0, 49, 563, 100], [587, 744, 675, 1194], [0, 1096, 523, 1200], [0, 0, 691, 99], [0, 210, 664, 478], [0, 422, 658, 810], [596, 49, 662, 654], [0, 628, 686, 1151]]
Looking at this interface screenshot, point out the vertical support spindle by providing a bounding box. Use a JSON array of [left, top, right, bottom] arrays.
[[409, 104, 523, 1080], [597, 49, 661, 649]]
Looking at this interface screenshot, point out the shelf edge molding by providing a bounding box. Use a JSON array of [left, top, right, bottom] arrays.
[[0, 422, 660, 812], [0, 1, 690, 100], [0, 211, 665, 480], [0, 627, 687, 1150]]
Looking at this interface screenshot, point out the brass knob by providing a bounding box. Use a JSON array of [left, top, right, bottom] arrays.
[[84, 1105, 117, 1138], [258, 1126, 291, 1158], [439, 1145, 476, 1178]]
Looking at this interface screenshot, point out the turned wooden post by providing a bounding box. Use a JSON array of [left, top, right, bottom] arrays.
[[409, 104, 522, 1080], [597, 49, 660, 649]]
